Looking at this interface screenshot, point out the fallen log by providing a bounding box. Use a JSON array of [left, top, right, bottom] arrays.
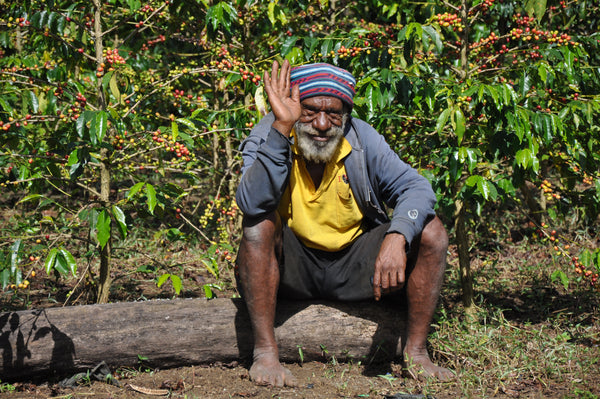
[[0, 298, 407, 381]]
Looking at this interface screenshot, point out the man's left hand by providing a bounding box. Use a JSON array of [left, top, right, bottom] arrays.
[[373, 233, 407, 301]]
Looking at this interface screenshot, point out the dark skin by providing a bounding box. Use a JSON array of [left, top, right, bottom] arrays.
[[237, 60, 454, 387]]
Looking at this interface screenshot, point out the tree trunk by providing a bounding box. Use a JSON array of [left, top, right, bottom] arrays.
[[454, 199, 474, 311], [0, 298, 407, 381], [519, 180, 546, 226], [92, 0, 112, 304]]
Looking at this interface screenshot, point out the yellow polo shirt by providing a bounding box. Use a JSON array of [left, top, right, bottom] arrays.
[[277, 134, 364, 251]]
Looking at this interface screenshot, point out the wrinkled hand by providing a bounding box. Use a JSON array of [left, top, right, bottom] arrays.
[[263, 59, 301, 137], [373, 233, 407, 301]]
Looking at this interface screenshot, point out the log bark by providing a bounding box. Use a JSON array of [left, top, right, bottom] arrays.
[[0, 298, 406, 381]]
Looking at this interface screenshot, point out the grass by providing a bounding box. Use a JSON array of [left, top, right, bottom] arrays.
[[418, 232, 600, 398]]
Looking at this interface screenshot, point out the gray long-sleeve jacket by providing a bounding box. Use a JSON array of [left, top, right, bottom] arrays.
[[235, 112, 437, 248]]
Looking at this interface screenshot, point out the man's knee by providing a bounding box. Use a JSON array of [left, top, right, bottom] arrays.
[[420, 216, 449, 256]]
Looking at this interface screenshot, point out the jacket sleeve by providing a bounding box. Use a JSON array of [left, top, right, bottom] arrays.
[[365, 127, 437, 246], [235, 113, 293, 217]]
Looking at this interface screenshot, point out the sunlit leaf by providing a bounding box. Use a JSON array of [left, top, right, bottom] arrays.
[[59, 248, 77, 276], [127, 182, 145, 199], [96, 209, 111, 249], [45, 248, 58, 275], [145, 183, 157, 214], [113, 205, 127, 239]]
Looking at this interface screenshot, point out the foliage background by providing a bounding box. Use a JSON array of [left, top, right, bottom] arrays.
[[0, 0, 599, 305]]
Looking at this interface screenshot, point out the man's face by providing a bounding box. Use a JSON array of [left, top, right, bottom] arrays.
[[294, 96, 348, 164]]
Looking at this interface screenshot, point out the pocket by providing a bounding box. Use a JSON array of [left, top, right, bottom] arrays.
[[336, 174, 361, 228], [336, 173, 352, 201]]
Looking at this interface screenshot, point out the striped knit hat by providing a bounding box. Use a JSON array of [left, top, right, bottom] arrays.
[[290, 63, 356, 107]]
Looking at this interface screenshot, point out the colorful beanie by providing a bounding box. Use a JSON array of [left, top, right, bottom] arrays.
[[290, 63, 356, 107]]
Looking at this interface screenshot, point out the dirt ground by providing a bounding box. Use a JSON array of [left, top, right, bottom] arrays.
[[1, 243, 599, 398], [2, 359, 578, 399]]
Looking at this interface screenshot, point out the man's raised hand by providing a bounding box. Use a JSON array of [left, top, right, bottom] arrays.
[[263, 59, 301, 137]]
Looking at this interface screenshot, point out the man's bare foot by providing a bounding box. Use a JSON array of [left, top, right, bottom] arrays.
[[249, 349, 298, 387], [402, 350, 455, 381]]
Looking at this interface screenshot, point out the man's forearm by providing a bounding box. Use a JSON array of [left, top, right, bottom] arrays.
[[236, 127, 292, 217]]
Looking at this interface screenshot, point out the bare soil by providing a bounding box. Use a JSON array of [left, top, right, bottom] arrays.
[[2, 360, 581, 399], [1, 241, 599, 398]]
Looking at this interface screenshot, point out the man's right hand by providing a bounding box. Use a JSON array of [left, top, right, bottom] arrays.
[[263, 59, 301, 137]]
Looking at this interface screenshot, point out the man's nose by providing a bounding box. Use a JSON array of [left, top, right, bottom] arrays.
[[312, 112, 330, 133]]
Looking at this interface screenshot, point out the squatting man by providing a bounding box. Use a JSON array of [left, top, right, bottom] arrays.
[[235, 59, 454, 387]]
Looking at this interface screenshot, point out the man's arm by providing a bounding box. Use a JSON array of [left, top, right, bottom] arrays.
[[366, 125, 437, 246], [235, 60, 302, 217], [357, 123, 436, 299]]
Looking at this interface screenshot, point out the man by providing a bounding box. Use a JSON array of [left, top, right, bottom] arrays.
[[235, 59, 453, 387]]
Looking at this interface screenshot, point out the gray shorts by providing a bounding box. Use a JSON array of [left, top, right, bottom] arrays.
[[278, 222, 390, 301]]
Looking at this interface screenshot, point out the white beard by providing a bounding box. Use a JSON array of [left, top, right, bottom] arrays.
[[294, 115, 348, 163]]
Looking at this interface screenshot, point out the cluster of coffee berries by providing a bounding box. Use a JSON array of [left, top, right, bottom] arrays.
[[541, 179, 561, 201], [432, 12, 465, 32], [103, 47, 126, 66]]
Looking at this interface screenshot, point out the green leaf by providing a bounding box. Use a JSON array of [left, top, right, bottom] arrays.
[[465, 175, 482, 187], [422, 25, 442, 53], [171, 120, 179, 141], [453, 107, 466, 145], [1, 269, 10, 289], [285, 47, 304, 65], [113, 205, 128, 239], [76, 111, 94, 139], [109, 72, 121, 104], [126, 0, 141, 11], [10, 240, 22, 275], [96, 209, 111, 249], [59, 248, 77, 276], [170, 274, 182, 295], [515, 148, 538, 171], [281, 35, 298, 57], [203, 284, 214, 299], [458, 147, 477, 172], [436, 108, 451, 134], [175, 118, 197, 131], [537, 63, 548, 84], [19, 194, 43, 204], [28, 91, 39, 114], [127, 182, 145, 199], [157, 273, 170, 287], [202, 258, 219, 279], [206, 2, 237, 33], [525, 0, 547, 22], [484, 85, 500, 109], [405, 22, 423, 40], [45, 248, 59, 275], [477, 178, 497, 201], [145, 183, 157, 214], [578, 249, 593, 267], [54, 252, 70, 276], [268, 1, 279, 25], [94, 111, 108, 143]]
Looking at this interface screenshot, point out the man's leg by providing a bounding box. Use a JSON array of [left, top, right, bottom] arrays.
[[403, 216, 454, 380], [236, 212, 297, 387]]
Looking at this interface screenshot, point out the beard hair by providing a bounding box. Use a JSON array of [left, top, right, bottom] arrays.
[[294, 114, 348, 164]]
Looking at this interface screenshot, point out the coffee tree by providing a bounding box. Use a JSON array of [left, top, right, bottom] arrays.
[[1, 0, 598, 306], [0, 0, 262, 302], [267, 0, 599, 306]]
